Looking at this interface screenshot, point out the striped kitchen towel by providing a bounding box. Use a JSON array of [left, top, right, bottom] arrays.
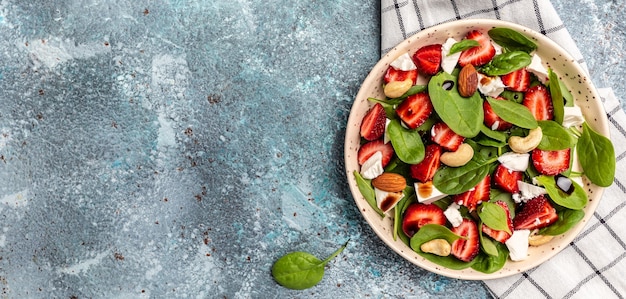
[[380, 1, 626, 298]]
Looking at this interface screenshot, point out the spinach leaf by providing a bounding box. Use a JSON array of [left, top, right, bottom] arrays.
[[480, 51, 532, 76], [535, 175, 588, 210], [486, 97, 538, 129], [353, 171, 384, 217], [428, 72, 483, 138], [480, 124, 508, 143], [449, 39, 480, 55], [490, 190, 516, 219], [394, 186, 416, 243], [548, 68, 565, 124], [388, 119, 425, 164], [433, 160, 493, 195], [478, 202, 512, 234], [499, 90, 524, 104], [479, 223, 500, 256], [470, 242, 509, 274], [409, 224, 475, 270], [538, 209, 585, 236], [537, 120, 576, 150], [577, 122, 616, 187], [488, 27, 538, 53], [272, 240, 348, 290]]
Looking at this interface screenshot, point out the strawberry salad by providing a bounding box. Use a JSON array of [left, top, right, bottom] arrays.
[[353, 28, 615, 273]]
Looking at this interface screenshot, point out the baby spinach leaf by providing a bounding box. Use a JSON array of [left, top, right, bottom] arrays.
[[448, 39, 480, 55], [488, 27, 537, 53], [272, 240, 349, 290], [537, 120, 575, 150], [433, 160, 493, 195], [478, 224, 500, 257], [480, 124, 508, 142], [410, 224, 474, 270], [428, 72, 483, 138], [535, 175, 588, 210], [499, 90, 524, 104], [470, 242, 509, 274], [394, 187, 416, 243], [489, 190, 516, 218], [353, 171, 384, 217], [478, 202, 511, 234], [538, 209, 585, 236], [480, 51, 532, 76], [548, 68, 565, 124], [388, 119, 425, 164], [577, 122, 616, 187], [486, 97, 538, 129]]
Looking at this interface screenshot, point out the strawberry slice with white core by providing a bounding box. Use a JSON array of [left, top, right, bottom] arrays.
[[402, 203, 446, 237], [501, 68, 531, 92], [357, 140, 394, 167], [482, 201, 513, 243], [451, 218, 480, 262], [494, 163, 523, 193], [458, 30, 496, 67], [396, 92, 433, 129], [483, 97, 513, 131], [523, 85, 554, 121], [384, 66, 418, 85], [452, 175, 490, 212], [531, 148, 571, 176], [410, 144, 442, 183], [430, 122, 464, 152], [412, 44, 442, 75], [360, 103, 387, 141], [513, 195, 558, 230]]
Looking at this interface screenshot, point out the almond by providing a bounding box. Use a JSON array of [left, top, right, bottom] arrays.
[[458, 64, 478, 97], [372, 172, 406, 192]]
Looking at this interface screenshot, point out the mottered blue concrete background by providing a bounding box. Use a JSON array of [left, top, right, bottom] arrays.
[[0, 0, 622, 298]]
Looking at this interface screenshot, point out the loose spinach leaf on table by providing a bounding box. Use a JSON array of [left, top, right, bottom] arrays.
[[577, 122, 616, 187], [488, 27, 537, 53]]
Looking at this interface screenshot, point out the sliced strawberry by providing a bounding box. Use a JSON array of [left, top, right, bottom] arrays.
[[357, 140, 394, 167], [383, 66, 418, 85], [501, 68, 531, 92], [523, 85, 554, 121], [410, 144, 442, 183], [430, 122, 464, 152], [531, 148, 571, 176], [402, 203, 446, 237], [458, 30, 496, 67], [494, 163, 523, 193], [483, 98, 513, 131], [451, 218, 480, 262], [396, 92, 433, 129], [412, 44, 442, 75], [452, 175, 490, 212], [513, 195, 558, 230], [482, 201, 513, 243], [360, 103, 387, 141]]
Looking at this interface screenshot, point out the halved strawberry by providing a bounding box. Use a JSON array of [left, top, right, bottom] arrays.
[[494, 163, 523, 193], [531, 148, 571, 176], [360, 103, 387, 141], [458, 30, 496, 67], [482, 201, 513, 243], [513, 195, 558, 230], [383, 66, 418, 85], [523, 85, 554, 121], [396, 92, 433, 129], [410, 144, 442, 183], [412, 44, 442, 75], [430, 122, 464, 151], [483, 98, 513, 131], [402, 203, 446, 237], [501, 68, 530, 92], [357, 140, 394, 167], [452, 175, 490, 212], [451, 218, 480, 262]]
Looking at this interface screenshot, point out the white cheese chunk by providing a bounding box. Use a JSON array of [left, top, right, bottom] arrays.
[[360, 151, 384, 180], [562, 106, 585, 128], [390, 53, 417, 71], [414, 182, 448, 204], [444, 203, 463, 227], [493, 42, 503, 55], [506, 229, 531, 261], [497, 152, 530, 172], [374, 187, 404, 213], [528, 54, 548, 84], [441, 38, 461, 74], [477, 73, 506, 98], [512, 181, 548, 203], [383, 118, 391, 144]]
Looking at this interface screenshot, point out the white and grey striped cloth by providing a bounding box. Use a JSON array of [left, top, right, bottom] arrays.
[[381, 1, 626, 298]]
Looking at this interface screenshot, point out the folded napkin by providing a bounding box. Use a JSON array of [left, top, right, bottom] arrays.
[[381, 1, 626, 298]]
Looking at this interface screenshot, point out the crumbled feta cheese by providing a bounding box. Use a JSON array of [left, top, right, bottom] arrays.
[[493, 42, 503, 55], [360, 151, 384, 179], [498, 152, 530, 172], [562, 106, 585, 128], [506, 229, 531, 261], [512, 181, 547, 203], [444, 203, 463, 227], [527, 54, 548, 84], [390, 53, 417, 71], [441, 38, 461, 74], [414, 182, 448, 204], [383, 119, 391, 144], [477, 73, 506, 97], [375, 187, 404, 213]]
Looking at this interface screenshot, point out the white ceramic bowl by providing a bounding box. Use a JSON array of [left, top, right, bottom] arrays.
[[344, 19, 609, 280]]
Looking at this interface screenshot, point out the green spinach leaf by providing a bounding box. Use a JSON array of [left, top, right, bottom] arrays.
[[449, 39, 480, 55], [353, 171, 384, 217], [535, 175, 588, 210], [548, 68, 565, 124], [433, 160, 493, 195], [480, 51, 532, 76], [577, 122, 616, 187], [478, 202, 511, 234], [538, 209, 585, 236], [488, 28, 537, 53], [470, 242, 509, 274], [486, 97, 538, 129], [409, 224, 475, 270], [537, 120, 575, 150], [388, 119, 425, 164]]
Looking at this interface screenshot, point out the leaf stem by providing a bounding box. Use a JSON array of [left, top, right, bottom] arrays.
[[321, 240, 350, 265]]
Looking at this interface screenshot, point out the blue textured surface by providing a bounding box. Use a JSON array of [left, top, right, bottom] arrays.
[[0, 0, 622, 298]]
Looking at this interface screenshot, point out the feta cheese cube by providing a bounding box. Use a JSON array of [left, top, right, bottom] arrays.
[[506, 229, 531, 261], [415, 181, 448, 204], [512, 181, 547, 203], [562, 106, 585, 128], [497, 152, 530, 172], [383, 118, 391, 144], [444, 203, 463, 227], [390, 53, 417, 71], [360, 151, 384, 179], [375, 187, 404, 213], [477, 73, 506, 98], [528, 54, 548, 84], [441, 38, 461, 74]]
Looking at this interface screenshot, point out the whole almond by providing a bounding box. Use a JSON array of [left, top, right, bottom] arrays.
[[458, 64, 478, 97], [372, 172, 406, 192]]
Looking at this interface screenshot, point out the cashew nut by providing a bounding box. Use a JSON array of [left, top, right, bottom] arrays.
[[420, 239, 451, 256], [384, 78, 413, 98], [528, 229, 554, 246], [508, 127, 543, 153], [440, 143, 474, 167]]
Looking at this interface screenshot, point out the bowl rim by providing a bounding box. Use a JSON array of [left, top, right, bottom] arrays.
[[344, 18, 608, 280]]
